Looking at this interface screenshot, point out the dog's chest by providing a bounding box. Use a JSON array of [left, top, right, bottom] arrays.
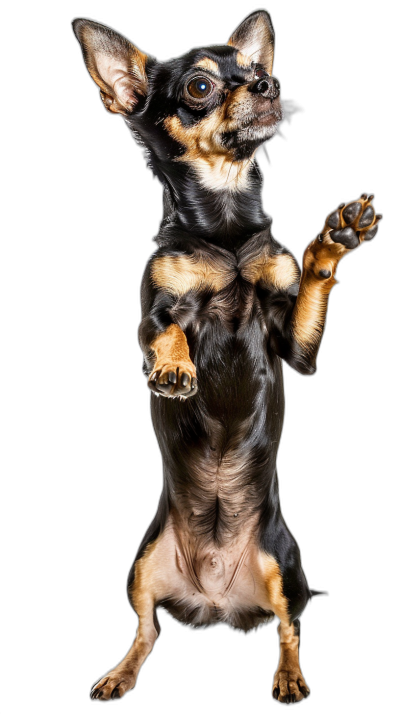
[[151, 241, 299, 326]]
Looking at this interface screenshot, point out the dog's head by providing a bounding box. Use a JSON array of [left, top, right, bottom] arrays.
[[73, 11, 282, 192]]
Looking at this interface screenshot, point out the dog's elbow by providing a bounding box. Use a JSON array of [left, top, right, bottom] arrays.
[[271, 335, 317, 375], [288, 352, 317, 376]]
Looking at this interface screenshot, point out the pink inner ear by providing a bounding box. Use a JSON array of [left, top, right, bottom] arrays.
[[94, 52, 136, 109], [113, 75, 137, 109]]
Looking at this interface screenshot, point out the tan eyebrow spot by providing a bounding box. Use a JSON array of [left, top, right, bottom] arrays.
[[194, 57, 220, 74]]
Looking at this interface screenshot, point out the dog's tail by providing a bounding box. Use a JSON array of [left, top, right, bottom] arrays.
[[309, 589, 328, 598]]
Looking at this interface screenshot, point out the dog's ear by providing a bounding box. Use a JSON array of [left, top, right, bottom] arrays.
[[72, 19, 148, 115], [228, 10, 275, 75]]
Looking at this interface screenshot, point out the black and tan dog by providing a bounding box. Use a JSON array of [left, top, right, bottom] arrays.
[[73, 10, 380, 704]]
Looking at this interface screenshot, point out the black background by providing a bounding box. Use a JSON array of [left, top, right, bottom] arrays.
[[58, 0, 393, 712]]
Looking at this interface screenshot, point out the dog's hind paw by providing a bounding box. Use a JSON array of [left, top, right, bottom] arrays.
[[272, 669, 310, 704], [90, 669, 136, 700]]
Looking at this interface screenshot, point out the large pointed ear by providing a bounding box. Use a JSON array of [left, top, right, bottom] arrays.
[[72, 19, 148, 115], [228, 10, 275, 75]]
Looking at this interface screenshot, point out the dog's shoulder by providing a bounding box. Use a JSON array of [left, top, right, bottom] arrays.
[[238, 233, 301, 293], [145, 228, 300, 299], [148, 234, 237, 298]]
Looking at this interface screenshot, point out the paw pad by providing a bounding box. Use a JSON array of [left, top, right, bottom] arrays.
[[324, 193, 381, 250]]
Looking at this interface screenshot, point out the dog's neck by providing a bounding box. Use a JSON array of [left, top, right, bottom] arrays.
[[155, 159, 269, 251]]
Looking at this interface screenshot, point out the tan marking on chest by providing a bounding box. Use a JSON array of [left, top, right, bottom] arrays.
[[151, 254, 235, 296], [242, 250, 300, 290]]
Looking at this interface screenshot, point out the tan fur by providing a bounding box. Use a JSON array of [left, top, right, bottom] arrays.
[[91, 538, 162, 700], [149, 324, 196, 382], [292, 236, 343, 350], [258, 552, 309, 702], [292, 195, 378, 350], [164, 113, 253, 192], [292, 271, 335, 350], [194, 57, 220, 74], [236, 51, 252, 69], [242, 250, 300, 290], [258, 551, 288, 619], [273, 622, 310, 702], [151, 254, 234, 296]]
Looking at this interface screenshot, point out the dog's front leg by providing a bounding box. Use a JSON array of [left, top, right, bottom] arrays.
[[147, 323, 197, 398], [138, 267, 197, 398], [269, 194, 381, 373]]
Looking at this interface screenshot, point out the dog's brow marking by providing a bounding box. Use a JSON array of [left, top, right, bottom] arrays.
[[151, 255, 234, 296], [242, 252, 300, 290], [194, 58, 220, 74]]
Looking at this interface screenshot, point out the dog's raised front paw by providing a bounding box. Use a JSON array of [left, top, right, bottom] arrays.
[[272, 668, 310, 704], [304, 194, 381, 280], [148, 362, 197, 398], [324, 193, 381, 249], [90, 669, 136, 700]]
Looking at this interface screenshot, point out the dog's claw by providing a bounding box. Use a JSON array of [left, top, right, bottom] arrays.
[[148, 365, 197, 398], [111, 686, 121, 699]]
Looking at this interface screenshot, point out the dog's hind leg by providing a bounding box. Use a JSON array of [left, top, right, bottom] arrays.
[[90, 538, 165, 701], [273, 619, 310, 704], [259, 552, 310, 704]]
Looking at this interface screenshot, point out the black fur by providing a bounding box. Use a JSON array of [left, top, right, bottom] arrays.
[[75, 11, 317, 633]]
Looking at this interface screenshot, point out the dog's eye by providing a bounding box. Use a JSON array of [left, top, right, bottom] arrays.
[[186, 76, 214, 99], [254, 67, 268, 79]]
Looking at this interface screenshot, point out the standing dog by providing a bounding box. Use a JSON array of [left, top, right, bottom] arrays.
[[73, 10, 380, 704]]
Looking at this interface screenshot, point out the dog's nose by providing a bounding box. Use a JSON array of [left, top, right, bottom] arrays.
[[249, 76, 280, 100]]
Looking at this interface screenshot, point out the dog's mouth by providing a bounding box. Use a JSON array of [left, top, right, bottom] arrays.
[[256, 107, 282, 125], [249, 99, 283, 127]]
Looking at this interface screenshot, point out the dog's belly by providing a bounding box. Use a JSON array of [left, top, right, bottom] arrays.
[[151, 517, 274, 631], [152, 321, 285, 546]]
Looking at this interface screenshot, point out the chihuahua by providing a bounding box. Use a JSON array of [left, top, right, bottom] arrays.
[[73, 10, 380, 704]]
